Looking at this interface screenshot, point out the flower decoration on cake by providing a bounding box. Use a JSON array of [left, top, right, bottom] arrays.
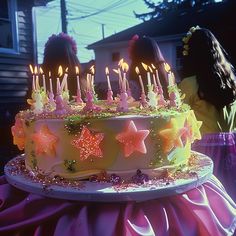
[[71, 126, 104, 161], [182, 25, 200, 56], [158, 117, 185, 153], [116, 120, 150, 157], [32, 124, 58, 156], [11, 118, 25, 150]]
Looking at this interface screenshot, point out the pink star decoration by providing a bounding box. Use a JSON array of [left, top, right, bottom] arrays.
[[71, 126, 104, 161], [116, 120, 150, 157], [32, 124, 58, 156], [11, 118, 25, 151]]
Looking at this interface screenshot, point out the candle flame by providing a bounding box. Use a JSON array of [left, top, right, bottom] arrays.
[[34, 66, 38, 74], [118, 58, 124, 67], [39, 67, 44, 74], [105, 67, 109, 75], [65, 67, 68, 73], [164, 63, 171, 73], [151, 63, 156, 69], [90, 65, 95, 74], [49, 71, 51, 78], [75, 66, 79, 75], [141, 62, 148, 71], [58, 65, 63, 77], [149, 66, 153, 73], [29, 64, 34, 74], [135, 66, 140, 75], [113, 69, 119, 74], [121, 62, 129, 72]]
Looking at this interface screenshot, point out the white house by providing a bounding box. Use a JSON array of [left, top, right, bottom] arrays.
[[87, 0, 236, 85]]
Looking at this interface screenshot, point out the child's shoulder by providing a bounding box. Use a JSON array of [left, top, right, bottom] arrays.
[[178, 76, 198, 92], [180, 76, 197, 85]]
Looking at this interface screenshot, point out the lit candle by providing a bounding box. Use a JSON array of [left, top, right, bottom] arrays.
[[105, 67, 113, 104], [75, 66, 81, 91], [58, 65, 63, 84], [48, 77, 56, 110], [40, 67, 46, 91], [170, 72, 175, 86], [86, 74, 90, 92], [151, 64, 166, 107], [164, 63, 172, 86], [49, 78, 53, 93], [29, 64, 35, 91], [149, 66, 157, 87], [118, 58, 124, 91], [135, 66, 148, 107], [142, 62, 151, 87], [147, 71, 151, 87], [90, 65, 95, 85], [57, 77, 61, 95], [34, 66, 40, 91], [89, 65, 97, 101], [121, 62, 129, 92], [152, 65, 162, 89], [135, 66, 145, 94], [61, 67, 68, 91], [105, 67, 111, 90], [113, 69, 122, 91], [75, 66, 83, 104]]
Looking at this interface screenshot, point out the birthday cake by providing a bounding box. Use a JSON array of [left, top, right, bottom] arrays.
[[11, 62, 202, 183]]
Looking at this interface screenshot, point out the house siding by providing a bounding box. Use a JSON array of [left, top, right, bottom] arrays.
[[0, 0, 35, 166], [0, 0, 33, 106]]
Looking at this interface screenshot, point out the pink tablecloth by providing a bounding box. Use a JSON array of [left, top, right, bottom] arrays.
[[0, 175, 235, 236], [192, 132, 236, 202]]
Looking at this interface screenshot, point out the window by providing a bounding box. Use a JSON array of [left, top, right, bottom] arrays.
[[112, 52, 120, 62], [0, 0, 18, 53]]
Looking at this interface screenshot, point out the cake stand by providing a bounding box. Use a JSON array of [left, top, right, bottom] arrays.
[[4, 151, 213, 202]]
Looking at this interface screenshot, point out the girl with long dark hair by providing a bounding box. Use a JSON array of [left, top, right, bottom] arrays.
[[128, 35, 169, 99], [179, 26, 236, 200]]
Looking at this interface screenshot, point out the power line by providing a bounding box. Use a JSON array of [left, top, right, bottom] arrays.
[[67, 0, 129, 20], [67, 0, 138, 19]]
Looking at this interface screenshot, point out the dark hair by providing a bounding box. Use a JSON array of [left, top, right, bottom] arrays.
[[41, 33, 84, 97], [42, 33, 81, 77], [128, 35, 169, 98], [182, 27, 236, 109]]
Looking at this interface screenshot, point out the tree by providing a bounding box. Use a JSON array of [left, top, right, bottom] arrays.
[[134, 0, 224, 21]]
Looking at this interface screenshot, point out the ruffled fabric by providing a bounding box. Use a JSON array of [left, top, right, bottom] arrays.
[[192, 132, 236, 201], [0, 175, 235, 236]]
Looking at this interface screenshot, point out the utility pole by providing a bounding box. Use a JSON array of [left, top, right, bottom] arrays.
[[60, 0, 68, 33], [101, 24, 105, 39]]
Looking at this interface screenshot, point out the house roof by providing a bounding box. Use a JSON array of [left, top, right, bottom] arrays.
[[33, 0, 53, 6], [87, 1, 236, 49]]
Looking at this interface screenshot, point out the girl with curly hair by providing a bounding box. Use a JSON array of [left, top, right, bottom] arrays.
[[41, 33, 86, 99]]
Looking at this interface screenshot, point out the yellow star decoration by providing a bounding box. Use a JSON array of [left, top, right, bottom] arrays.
[[158, 118, 185, 153], [186, 110, 202, 142], [32, 124, 58, 156]]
